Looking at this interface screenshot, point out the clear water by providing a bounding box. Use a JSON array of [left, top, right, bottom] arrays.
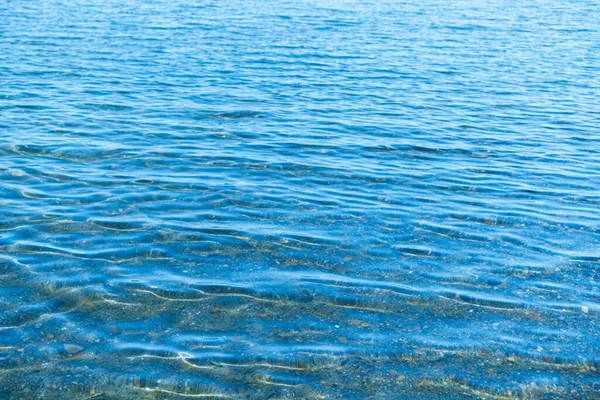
[[1, 0, 600, 398]]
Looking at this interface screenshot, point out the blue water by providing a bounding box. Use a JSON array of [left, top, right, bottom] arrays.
[[1, 0, 600, 398]]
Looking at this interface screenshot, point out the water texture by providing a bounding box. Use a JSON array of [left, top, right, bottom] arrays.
[[1, 0, 600, 398]]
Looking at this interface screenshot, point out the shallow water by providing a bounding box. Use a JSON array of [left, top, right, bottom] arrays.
[[1, 0, 600, 398]]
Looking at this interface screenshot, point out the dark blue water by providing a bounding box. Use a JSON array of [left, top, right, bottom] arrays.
[[1, 0, 600, 398]]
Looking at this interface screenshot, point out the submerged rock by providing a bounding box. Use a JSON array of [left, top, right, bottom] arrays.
[[64, 344, 84, 355]]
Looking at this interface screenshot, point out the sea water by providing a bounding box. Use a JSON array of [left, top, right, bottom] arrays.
[[1, 0, 599, 398]]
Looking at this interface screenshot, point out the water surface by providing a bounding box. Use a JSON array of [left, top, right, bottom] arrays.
[[1, 0, 600, 398]]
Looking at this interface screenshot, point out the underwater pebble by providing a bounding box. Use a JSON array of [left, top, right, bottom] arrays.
[[64, 344, 84, 354]]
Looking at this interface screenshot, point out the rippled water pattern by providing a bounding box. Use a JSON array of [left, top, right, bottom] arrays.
[[2, 0, 600, 398]]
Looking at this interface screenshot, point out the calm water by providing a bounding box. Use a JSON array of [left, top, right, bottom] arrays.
[[1, 0, 600, 398]]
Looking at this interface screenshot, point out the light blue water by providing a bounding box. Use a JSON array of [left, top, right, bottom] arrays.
[[1, 0, 600, 398]]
